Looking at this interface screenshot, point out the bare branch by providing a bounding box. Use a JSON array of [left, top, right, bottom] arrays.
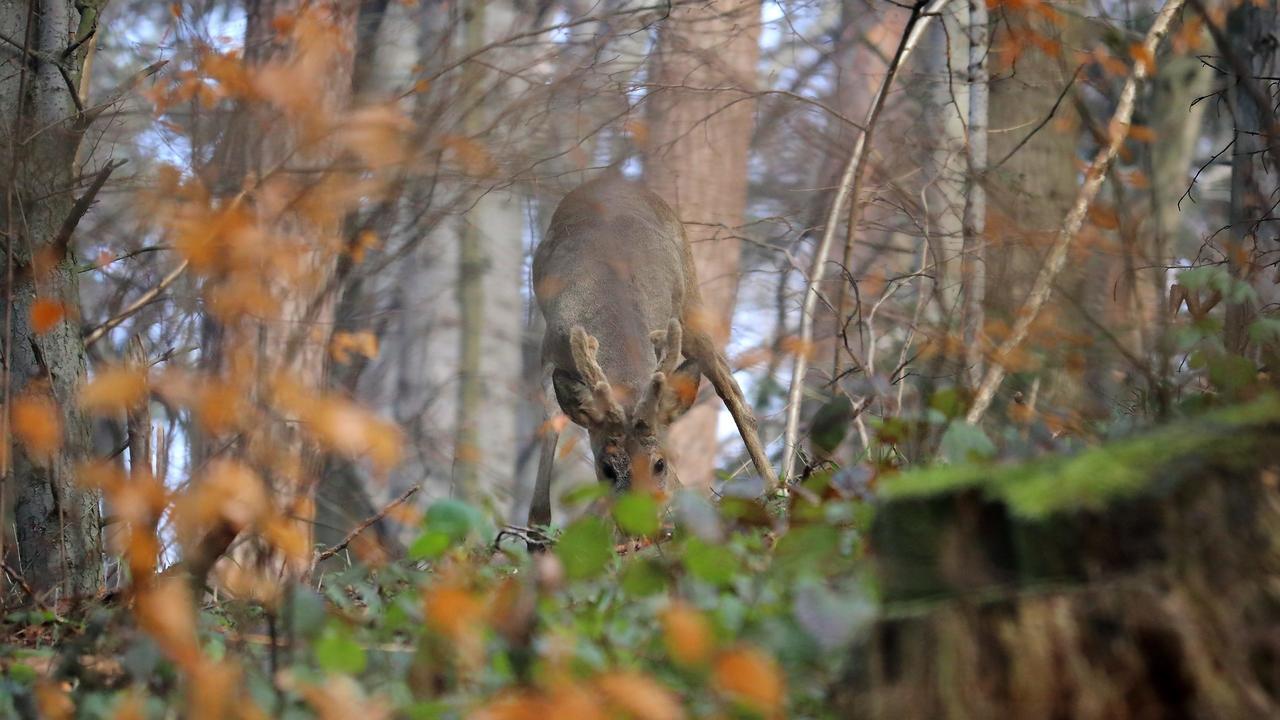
[[781, 0, 952, 482], [315, 485, 420, 564]]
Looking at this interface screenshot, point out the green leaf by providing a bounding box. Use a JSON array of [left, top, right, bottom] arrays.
[[772, 525, 839, 577], [613, 492, 660, 536], [423, 499, 480, 542], [5, 663, 36, 684], [939, 420, 996, 464], [315, 621, 366, 675], [287, 586, 327, 639], [929, 387, 966, 420], [808, 396, 853, 455], [619, 558, 666, 596], [1176, 265, 1226, 292], [1249, 317, 1280, 346], [683, 536, 735, 586], [1208, 352, 1256, 396], [556, 517, 613, 580], [559, 482, 609, 509], [407, 531, 451, 560]]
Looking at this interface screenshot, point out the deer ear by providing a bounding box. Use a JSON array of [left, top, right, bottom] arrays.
[[661, 358, 702, 422], [553, 368, 595, 427]]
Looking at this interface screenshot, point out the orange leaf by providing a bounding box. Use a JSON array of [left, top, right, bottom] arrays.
[[1087, 205, 1120, 230], [35, 681, 74, 720], [424, 584, 486, 639], [594, 671, 684, 720], [1129, 43, 1156, 75], [80, 367, 149, 415], [662, 602, 714, 667], [713, 646, 785, 715], [136, 577, 200, 670], [13, 393, 62, 458], [31, 298, 65, 334], [441, 135, 496, 176], [1128, 124, 1157, 143]]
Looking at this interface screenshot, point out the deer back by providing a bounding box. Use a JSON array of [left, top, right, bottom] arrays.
[[532, 176, 698, 395]]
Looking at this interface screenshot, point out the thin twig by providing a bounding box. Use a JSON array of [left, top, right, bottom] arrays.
[[314, 485, 419, 563], [1, 560, 51, 613], [83, 260, 188, 347], [964, 0, 1188, 425], [781, 0, 951, 482]]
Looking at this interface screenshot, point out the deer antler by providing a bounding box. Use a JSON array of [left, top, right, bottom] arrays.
[[570, 326, 626, 425], [635, 318, 682, 427]]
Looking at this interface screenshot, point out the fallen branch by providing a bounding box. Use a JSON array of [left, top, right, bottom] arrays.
[[782, 0, 952, 482], [964, 0, 1188, 425], [315, 485, 420, 563]]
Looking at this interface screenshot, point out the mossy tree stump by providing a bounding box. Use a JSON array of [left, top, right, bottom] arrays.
[[832, 399, 1280, 718]]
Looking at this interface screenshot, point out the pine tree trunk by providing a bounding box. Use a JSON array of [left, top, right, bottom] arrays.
[[1, 0, 105, 597]]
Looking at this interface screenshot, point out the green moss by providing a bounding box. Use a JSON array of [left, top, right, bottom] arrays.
[[882, 395, 1280, 519]]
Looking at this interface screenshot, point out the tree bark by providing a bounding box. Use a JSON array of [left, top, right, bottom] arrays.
[[1, 0, 106, 597], [833, 400, 1280, 718], [645, 0, 761, 489], [1224, 0, 1280, 359], [984, 2, 1088, 416]]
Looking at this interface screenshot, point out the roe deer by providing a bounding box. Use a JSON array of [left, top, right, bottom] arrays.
[[528, 176, 778, 529]]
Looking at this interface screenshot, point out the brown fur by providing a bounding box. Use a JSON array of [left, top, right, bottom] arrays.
[[528, 176, 777, 528]]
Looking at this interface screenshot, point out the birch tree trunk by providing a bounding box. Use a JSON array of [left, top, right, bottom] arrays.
[[1, 0, 105, 596], [646, 0, 761, 489], [923, 4, 968, 322], [450, 0, 526, 511]]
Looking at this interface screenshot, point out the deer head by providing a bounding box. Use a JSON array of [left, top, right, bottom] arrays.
[[552, 319, 700, 494]]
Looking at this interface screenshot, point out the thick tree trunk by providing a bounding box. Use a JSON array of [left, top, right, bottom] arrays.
[[985, 3, 1094, 417], [646, 0, 761, 489], [1, 0, 105, 596], [833, 399, 1280, 718], [1224, 0, 1280, 359]]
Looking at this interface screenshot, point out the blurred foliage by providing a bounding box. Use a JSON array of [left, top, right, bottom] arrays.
[[0, 488, 873, 719]]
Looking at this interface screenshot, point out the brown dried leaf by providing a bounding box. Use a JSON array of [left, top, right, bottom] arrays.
[[713, 646, 785, 715], [13, 393, 62, 458], [594, 671, 685, 720], [662, 602, 714, 667], [31, 298, 65, 334], [80, 367, 149, 415]]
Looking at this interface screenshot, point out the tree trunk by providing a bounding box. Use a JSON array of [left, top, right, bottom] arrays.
[[1224, 0, 1280, 360], [985, 3, 1088, 417], [646, 0, 761, 489], [832, 399, 1280, 718], [1, 0, 105, 597], [923, 3, 968, 325]]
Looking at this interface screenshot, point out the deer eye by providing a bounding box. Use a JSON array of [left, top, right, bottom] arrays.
[[653, 458, 666, 475]]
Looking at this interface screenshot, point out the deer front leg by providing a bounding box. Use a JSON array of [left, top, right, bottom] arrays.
[[685, 329, 780, 491]]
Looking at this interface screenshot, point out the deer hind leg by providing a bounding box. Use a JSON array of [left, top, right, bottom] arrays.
[[528, 367, 561, 531], [683, 327, 780, 491]]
